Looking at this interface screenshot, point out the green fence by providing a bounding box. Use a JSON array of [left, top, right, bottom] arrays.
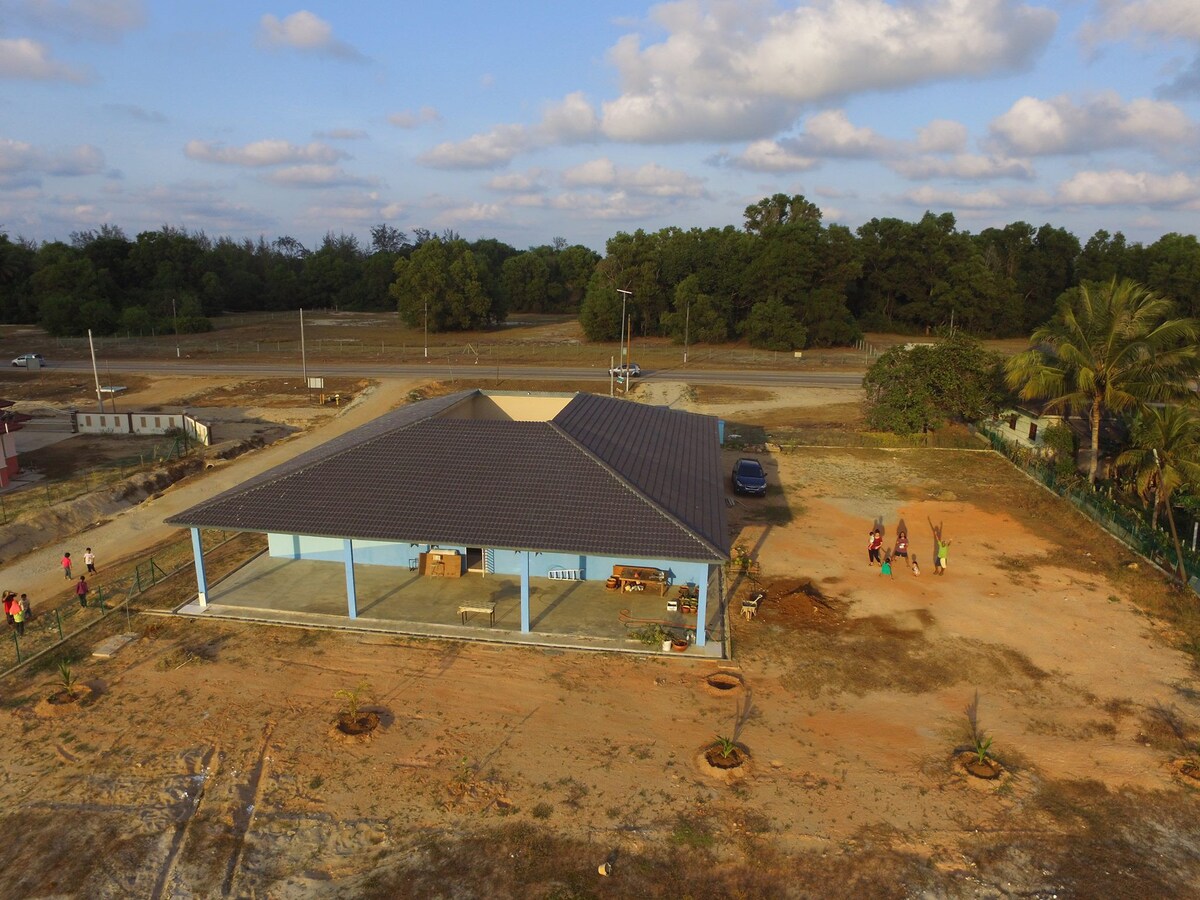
[[0, 529, 238, 673], [977, 424, 1200, 582]]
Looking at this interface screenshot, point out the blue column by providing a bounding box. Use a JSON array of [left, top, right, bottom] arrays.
[[344, 538, 357, 619], [520, 550, 531, 633], [695, 566, 709, 647], [190, 528, 208, 607]]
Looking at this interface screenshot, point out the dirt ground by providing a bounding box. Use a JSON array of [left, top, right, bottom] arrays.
[[1, 373, 1200, 896]]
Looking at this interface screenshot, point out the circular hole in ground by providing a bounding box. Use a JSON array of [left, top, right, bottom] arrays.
[[705, 672, 743, 692]]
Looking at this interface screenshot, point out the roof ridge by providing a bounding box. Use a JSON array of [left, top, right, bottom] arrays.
[[547, 420, 724, 559]]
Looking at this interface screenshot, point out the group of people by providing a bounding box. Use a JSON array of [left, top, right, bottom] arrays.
[[868, 523, 952, 577], [2, 547, 102, 642], [62, 548, 97, 608], [3, 591, 31, 636]]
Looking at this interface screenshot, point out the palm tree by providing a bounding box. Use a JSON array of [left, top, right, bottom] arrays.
[[1116, 405, 1200, 581], [1005, 278, 1200, 483]]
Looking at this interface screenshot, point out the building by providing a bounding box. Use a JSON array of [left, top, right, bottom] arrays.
[[166, 390, 731, 652]]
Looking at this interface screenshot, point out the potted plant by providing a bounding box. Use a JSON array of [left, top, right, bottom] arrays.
[[333, 679, 380, 736], [959, 690, 1003, 779]]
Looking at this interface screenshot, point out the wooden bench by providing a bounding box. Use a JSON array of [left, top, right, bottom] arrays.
[[458, 603, 496, 626]]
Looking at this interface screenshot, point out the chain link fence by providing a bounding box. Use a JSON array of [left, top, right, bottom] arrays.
[[976, 424, 1200, 582]]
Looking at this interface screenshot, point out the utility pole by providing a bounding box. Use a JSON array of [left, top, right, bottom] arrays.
[[424, 297, 429, 359], [87, 329, 103, 414], [172, 297, 180, 358], [300, 307, 307, 388], [616, 288, 632, 393]]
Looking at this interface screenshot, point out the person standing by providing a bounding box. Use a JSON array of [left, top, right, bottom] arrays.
[[61, 551, 72, 579], [75, 575, 89, 608], [880, 555, 894, 578], [84, 548, 96, 574], [19, 593, 32, 621], [893, 530, 909, 561], [11, 597, 25, 637], [936, 537, 951, 576], [868, 530, 883, 566], [3, 592, 15, 627]]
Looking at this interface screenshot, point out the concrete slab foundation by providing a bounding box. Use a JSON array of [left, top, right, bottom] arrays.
[[176, 552, 728, 658]]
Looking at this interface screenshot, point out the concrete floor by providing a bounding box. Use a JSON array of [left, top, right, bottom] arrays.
[[177, 551, 728, 658]]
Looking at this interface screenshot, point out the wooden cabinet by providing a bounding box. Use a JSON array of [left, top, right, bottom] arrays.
[[419, 550, 462, 578]]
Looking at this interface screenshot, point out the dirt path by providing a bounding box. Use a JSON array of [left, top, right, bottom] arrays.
[[0, 380, 411, 617]]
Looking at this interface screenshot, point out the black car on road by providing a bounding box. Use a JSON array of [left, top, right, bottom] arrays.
[[732, 457, 767, 495]]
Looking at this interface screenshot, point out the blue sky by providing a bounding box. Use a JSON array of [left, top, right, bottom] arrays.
[[2, 0, 1200, 252]]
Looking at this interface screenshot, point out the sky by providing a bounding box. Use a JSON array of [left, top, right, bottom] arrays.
[[2, 0, 1200, 253]]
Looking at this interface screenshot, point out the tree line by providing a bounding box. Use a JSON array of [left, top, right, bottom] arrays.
[[0, 224, 598, 338], [3, 194, 1200, 345]]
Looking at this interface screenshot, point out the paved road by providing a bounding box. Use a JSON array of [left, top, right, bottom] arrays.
[[48, 360, 866, 389]]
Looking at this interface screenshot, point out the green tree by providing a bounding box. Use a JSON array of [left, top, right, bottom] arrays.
[[390, 238, 501, 332], [740, 297, 806, 351], [1117, 405, 1200, 579], [863, 333, 1006, 435], [1005, 278, 1200, 482]]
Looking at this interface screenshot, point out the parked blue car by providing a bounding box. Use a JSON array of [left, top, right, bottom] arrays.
[[731, 457, 767, 495]]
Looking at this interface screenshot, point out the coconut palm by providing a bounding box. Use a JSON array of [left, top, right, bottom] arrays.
[[1005, 278, 1200, 483], [1116, 405, 1200, 580]]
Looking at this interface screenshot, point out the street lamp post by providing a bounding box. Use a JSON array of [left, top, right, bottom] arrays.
[[616, 289, 632, 396], [172, 298, 180, 358], [424, 297, 429, 359]]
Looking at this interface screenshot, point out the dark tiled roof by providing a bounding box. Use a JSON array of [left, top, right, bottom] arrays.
[[168, 391, 728, 561], [551, 393, 726, 555]]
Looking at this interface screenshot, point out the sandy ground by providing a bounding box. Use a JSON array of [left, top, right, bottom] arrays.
[[0, 378, 1199, 896]]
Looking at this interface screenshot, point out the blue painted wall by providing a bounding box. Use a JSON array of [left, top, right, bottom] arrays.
[[269, 534, 470, 567], [269, 534, 713, 589], [488, 549, 709, 588]]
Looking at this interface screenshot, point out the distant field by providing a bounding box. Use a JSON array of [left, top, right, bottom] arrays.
[[1, 313, 1024, 372]]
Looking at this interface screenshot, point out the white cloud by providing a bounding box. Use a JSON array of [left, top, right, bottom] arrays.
[[901, 186, 1013, 209], [1057, 169, 1200, 206], [916, 119, 969, 153], [600, 0, 1056, 142], [792, 110, 896, 158], [433, 203, 504, 226], [487, 169, 547, 192], [544, 190, 677, 221], [388, 107, 441, 128], [419, 124, 532, 169], [728, 139, 817, 172], [3, 0, 145, 40], [561, 157, 706, 198], [0, 138, 105, 185], [891, 153, 1034, 180], [314, 128, 367, 140], [262, 165, 375, 188], [1085, 0, 1200, 43], [988, 92, 1196, 156], [185, 139, 346, 167], [258, 11, 362, 60], [0, 37, 89, 82], [419, 92, 599, 169]]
